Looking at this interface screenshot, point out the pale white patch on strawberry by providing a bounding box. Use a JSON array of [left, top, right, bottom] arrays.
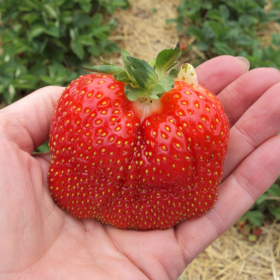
[[132, 97, 162, 122], [175, 63, 198, 87]]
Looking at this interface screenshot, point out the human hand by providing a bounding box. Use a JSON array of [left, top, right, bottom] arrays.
[[1, 56, 279, 280]]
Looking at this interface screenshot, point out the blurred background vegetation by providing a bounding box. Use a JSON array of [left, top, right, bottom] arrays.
[[0, 0, 129, 105], [0, 0, 279, 237]]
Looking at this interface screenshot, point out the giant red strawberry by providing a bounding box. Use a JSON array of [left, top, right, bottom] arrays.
[[48, 43, 229, 230]]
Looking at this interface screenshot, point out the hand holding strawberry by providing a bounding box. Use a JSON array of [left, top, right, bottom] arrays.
[[1, 55, 280, 280], [48, 44, 230, 229]]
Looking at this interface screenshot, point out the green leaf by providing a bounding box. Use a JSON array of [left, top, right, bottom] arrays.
[[79, 1, 91, 13], [149, 84, 164, 98], [101, 57, 114, 66], [155, 42, 180, 78], [44, 4, 58, 19], [167, 61, 178, 71], [252, 48, 263, 62], [272, 33, 280, 47], [124, 84, 146, 101], [148, 59, 156, 69], [128, 56, 158, 87], [238, 15, 257, 27], [267, 184, 280, 197], [169, 69, 179, 78], [44, 23, 60, 38], [114, 71, 137, 84], [20, 0, 40, 11], [186, 26, 204, 41], [156, 76, 174, 92], [131, 68, 150, 88], [120, 47, 134, 78], [40, 75, 53, 84], [22, 12, 40, 24], [256, 194, 267, 205], [268, 207, 280, 220], [83, 65, 124, 74], [92, 13, 103, 27], [71, 41, 84, 60], [91, 25, 111, 39], [7, 84, 15, 103], [235, 35, 252, 46], [28, 25, 45, 40], [77, 35, 95, 46], [205, 9, 221, 21], [36, 141, 49, 153], [213, 42, 235, 56], [208, 21, 223, 37], [73, 12, 91, 28], [246, 211, 263, 226], [112, 0, 129, 7], [219, 5, 229, 19], [61, 11, 72, 24], [88, 45, 101, 56], [195, 42, 209, 51]]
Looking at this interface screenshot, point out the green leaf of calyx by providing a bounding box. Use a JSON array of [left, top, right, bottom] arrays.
[[83, 65, 123, 74], [149, 84, 164, 99], [120, 47, 134, 79], [124, 84, 146, 101], [114, 71, 137, 85], [167, 61, 178, 71], [127, 56, 158, 88], [155, 42, 181, 79], [156, 76, 174, 92], [169, 68, 179, 78], [148, 59, 156, 69], [100, 57, 114, 66], [147, 76, 174, 99]]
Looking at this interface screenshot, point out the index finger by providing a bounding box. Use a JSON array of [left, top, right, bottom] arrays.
[[195, 55, 249, 94]]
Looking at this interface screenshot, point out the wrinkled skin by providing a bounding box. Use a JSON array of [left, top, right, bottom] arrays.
[[1, 56, 280, 280]]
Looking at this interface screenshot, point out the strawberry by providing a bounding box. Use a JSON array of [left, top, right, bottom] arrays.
[[48, 43, 229, 230]]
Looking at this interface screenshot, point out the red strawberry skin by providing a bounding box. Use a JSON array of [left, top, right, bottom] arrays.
[[48, 73, 229, 230]]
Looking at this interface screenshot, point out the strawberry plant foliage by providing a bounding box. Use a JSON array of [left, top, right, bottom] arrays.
[[171, 0, 280, 69], [0, 0, 129, 104], [48, 44, 230, 230], [241, 178, 280, 225]]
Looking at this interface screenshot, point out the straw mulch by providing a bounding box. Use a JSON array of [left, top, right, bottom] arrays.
[[179, 223, 280, 280], [99, 0, 280, 279]]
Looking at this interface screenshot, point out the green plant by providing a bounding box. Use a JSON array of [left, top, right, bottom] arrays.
[[0, 0, 129, 104], [242, 178, 280, 225], [236, 178, 280, 240], [171, 0, 280, 69]]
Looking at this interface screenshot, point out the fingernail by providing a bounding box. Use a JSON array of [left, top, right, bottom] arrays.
[[235, 56, 250, 72]]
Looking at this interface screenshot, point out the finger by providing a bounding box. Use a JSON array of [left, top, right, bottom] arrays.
[[224, 81, 280, 178], [0, 86, 64, 154], [218, 68, 280, 126], [33, 152, 52, 185], [175, 134, 280, 265], [195, 55, 249, 95]]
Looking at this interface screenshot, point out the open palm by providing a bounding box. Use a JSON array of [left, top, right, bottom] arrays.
[[1, 56, 280, 280]]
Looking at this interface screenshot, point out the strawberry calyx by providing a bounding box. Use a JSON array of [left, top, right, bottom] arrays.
[[83, 42, 182, 102]]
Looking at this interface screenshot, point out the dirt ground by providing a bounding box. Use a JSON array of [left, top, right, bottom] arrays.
[[102, 0, 280, 279]]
